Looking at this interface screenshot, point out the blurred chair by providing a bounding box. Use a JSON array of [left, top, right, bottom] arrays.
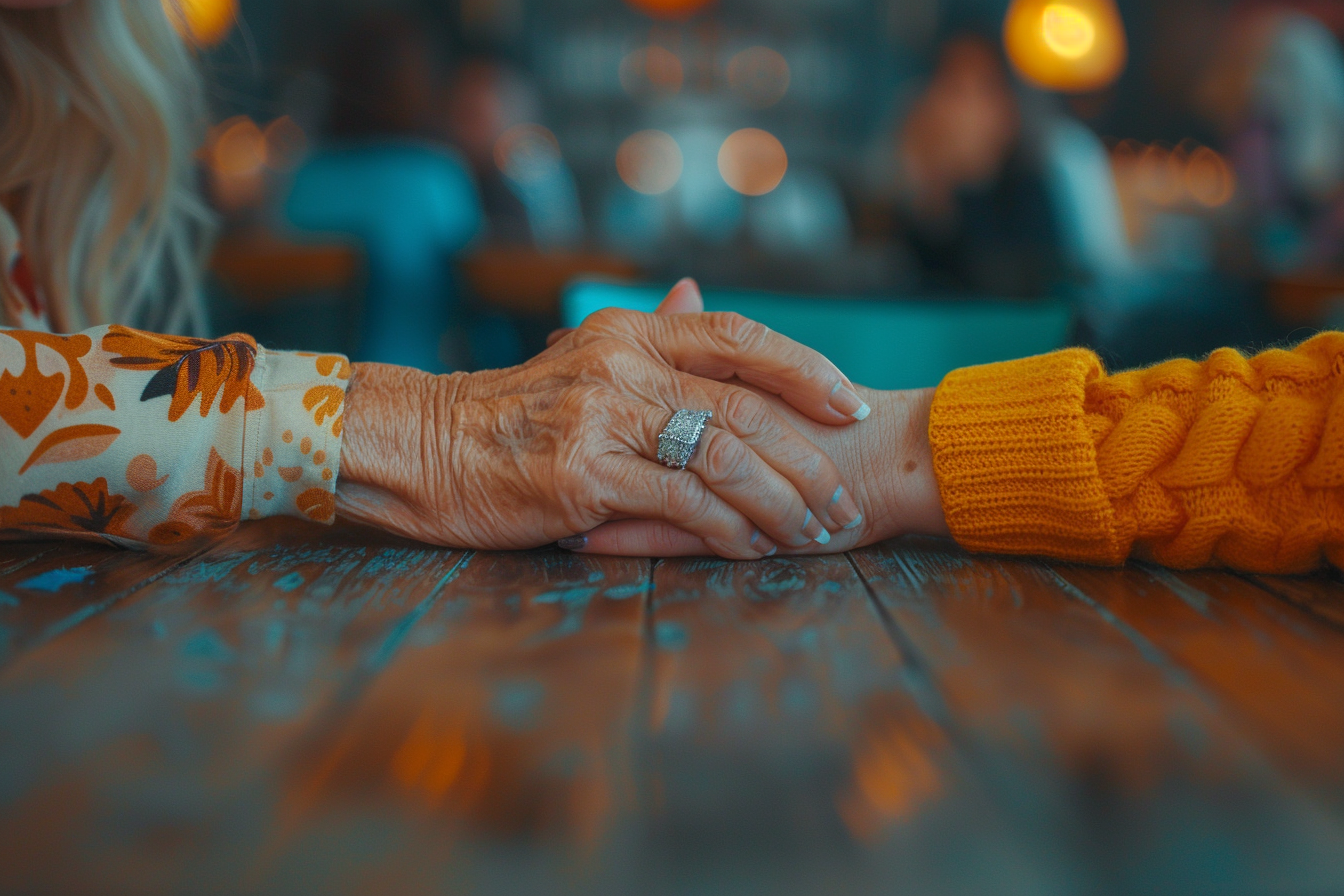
[[285, 143, 481, 372], [1038, 117, 1154, 338], [562, 281, 1073, 390]]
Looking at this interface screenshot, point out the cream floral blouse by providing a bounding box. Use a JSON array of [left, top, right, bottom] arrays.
[[0, 231, 350, 550]]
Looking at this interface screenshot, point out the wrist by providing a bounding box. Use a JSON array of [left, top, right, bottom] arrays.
[[863, 387, 948, 540], [337, 363, 467, 531]]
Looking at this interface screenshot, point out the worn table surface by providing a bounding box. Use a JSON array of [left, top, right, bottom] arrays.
[[3, 522, 1344, 895]]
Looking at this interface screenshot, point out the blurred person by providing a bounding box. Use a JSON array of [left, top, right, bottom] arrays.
[[285, 13, 482, 373], [1200, 11, 1344, 275], [871, 36, 1062, 297], [442, 59, 539, 246], [442, 58, 584, 250], [0, 0, 878, 559]]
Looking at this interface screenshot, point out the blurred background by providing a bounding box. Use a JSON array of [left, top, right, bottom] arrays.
[[186, 0, 1344, 384]]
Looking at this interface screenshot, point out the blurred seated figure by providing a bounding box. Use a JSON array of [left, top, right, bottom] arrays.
[[442, 59, 537, 246], [285, 13, 482, 373], [870, 36, 1062, 298], [1200, 12, 1344, 277], [442, 59, 584, 251]]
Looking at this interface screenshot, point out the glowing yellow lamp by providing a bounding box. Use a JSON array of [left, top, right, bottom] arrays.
[[622, 0, 716, 21], [163, 0, 239, 47], [1004, 0, 1126, 93]]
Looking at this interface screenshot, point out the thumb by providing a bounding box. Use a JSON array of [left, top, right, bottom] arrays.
[[655, 277, 705, 315]]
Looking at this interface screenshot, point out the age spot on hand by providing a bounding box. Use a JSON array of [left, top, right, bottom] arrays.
[[904, 460, 918, 474]]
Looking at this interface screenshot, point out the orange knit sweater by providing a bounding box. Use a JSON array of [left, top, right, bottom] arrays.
[[928, 332, 1344, 574]]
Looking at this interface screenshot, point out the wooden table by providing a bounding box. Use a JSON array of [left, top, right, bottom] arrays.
[[3, 522, 1344, 895]]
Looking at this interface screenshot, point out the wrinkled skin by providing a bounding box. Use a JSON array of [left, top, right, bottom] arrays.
[[337, 283, 872, 559], [564, 285, 951, 557], [572, 384, 950, 557]]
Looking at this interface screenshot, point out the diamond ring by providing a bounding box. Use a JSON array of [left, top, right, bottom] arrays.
[[657, 410, 713, 470]]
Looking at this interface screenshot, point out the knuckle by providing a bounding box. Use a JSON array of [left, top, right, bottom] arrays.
[[698, 432, 745, 485], [662, 473, 710, 522], [583, 307, 639, 334], [722, 388, 773, 437], [708, 311, 768, 352]]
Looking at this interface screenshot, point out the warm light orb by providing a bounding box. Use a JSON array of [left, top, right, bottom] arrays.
[[718, 128, 788, 197], [617, 130, 683, 195], [162, 0, 238, 46], [1041, 4, 1096, 60], [622, 0, 716, 20], [1004, 0, 1126, 93], [1185, 146, 1237, 208], [210, 116, 267, 177], [619, 46, 685, 97], [726, 46, 791, 108], [494, 124, 563, 183]]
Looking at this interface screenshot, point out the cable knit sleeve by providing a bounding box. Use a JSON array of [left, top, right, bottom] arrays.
[[929, 333, 1344, 573], [0, 325, 349, 551]]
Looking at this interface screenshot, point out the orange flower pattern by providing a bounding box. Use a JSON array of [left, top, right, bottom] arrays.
[[102, 326, 265, 422], [2, 317, 349, 550], [0, 479, 137, 542]]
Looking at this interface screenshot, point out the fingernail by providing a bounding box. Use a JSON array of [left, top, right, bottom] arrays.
[[844, 514, 864, 531], [802, 509, 831, 546], [765, 546, 778, 558], [752, 532, 778, 558], [828, 486, 863, 531], [830, 382, 871, 421], [558, 536, 587, 551]]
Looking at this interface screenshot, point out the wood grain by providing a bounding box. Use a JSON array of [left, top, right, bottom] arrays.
[[0, 541, 197, 668], [856, 538, 1344, 893], [3, 528, 1344, 895], [0, 521, 467, 895]]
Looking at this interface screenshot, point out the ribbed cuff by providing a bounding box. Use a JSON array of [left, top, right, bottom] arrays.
[[242, 348, 349, 525], [929, 348, 1129, 565]]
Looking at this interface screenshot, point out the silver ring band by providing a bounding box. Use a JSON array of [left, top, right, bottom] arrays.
[[657, 410, 713, 470]]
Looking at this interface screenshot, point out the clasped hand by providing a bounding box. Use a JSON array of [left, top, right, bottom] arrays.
[[336, 280, 876, 558]]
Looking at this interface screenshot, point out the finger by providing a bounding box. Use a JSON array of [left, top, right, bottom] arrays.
[[598, 455, 779, 561], [655, 277, 706, 315], [671, 379, 865, 538], [627, 403, 830, 549], [564, 521, 711, 557], [592, 308, 871, 426], [546, 327, 577, 348]]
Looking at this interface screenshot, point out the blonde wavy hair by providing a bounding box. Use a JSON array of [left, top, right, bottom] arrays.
[[0, 0, 214, 335]]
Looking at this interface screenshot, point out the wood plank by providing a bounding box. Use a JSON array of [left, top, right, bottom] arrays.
[[0, 541, 198, 668], [245, 550, 651, 895], [856, 538, 1344, 894], [0, 520, 469, 895], [1249, 573, 1344, 630], [629, 554, 1064, 896], [1060, 563, 1344, 799]]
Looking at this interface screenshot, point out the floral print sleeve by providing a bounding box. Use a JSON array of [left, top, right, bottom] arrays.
[[0, 324, 350, 550]]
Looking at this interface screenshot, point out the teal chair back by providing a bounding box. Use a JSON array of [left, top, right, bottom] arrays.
[[562, 281, 1074, 390]]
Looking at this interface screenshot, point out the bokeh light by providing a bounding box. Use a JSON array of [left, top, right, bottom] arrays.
[[726, 46, 791, 108], [617, 130, 683, 195], [494, 123, 563, 184], [622, 0, 716, 21], [209, 116, 267, 177], [263, 116, 308, 171], [1041, 4, 1096, 59], [1004, 0, 1127, 93], [718, 128, 788, 197], [619, 46, 685, 98], [162, 0, 238, 46], [1185, 147, 1237, 208]]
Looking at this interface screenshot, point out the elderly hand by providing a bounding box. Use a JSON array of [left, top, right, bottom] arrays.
[[334, 280, 872, 558], [556, 287, 950, 557], [560, 385, 950, 557]]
